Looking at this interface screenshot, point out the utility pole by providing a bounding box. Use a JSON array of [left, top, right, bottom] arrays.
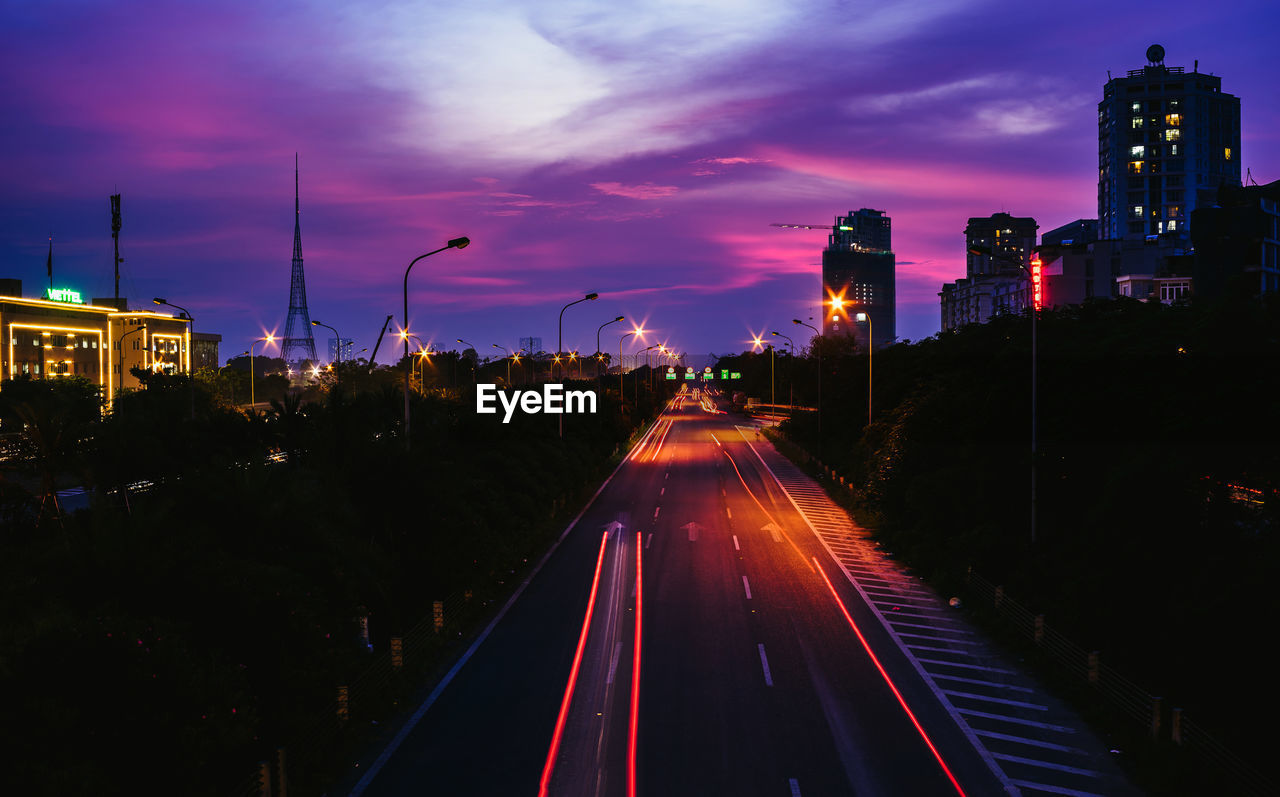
[[110, 194, 122, 301]]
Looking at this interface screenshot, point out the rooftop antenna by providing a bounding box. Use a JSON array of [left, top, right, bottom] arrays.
[[110, 193, 122, 300]]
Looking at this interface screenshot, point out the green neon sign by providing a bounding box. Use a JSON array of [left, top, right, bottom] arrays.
[[46, 287, 83, 304]]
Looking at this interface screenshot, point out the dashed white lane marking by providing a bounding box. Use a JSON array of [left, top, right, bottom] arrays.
[[788, 778, 801, 796], [660, 487, 665, 496], [742, 576, 753, 600], [645, 533, 653, 550], [726, 507, 732, 519], [732, 534, 740, 551], [653, 507, 660, 519], [758, 644, 774, 686]]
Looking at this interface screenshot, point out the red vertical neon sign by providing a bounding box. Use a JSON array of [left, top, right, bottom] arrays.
[[1030, 255, 1043, 311]]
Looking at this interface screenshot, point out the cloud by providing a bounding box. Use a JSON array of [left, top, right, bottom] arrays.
[[590, 182, 680, 199]]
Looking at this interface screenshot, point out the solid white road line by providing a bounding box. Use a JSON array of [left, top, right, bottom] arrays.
[[757, 643, 774, 686], [972, 729, 1084, 753], [742, 576, 752, 600], [1008, 780, 1105, 797], [956, 708, 1077, 733], [942, 690, 1048, 710], [991, 753, 1101, 778]]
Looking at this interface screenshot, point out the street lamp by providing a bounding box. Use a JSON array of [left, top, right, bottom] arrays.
[[772, 331, 794, 411], [492, 344, 513, 385], [557, 292, 598, 436], [596, 316, 625, 378], [218, 350, 249, 405], [457, 339, 478, 384], [403, 236, 470, 450], [855, 312, 872, 429], [311, 319, 342, 363], [619, 330, 641, 406], [153, 298, 195, 419], [793, 319, 822, 457], [969, 244, 1039, 544], [249, 334, 277, 409], [116, 323, 148, 401]]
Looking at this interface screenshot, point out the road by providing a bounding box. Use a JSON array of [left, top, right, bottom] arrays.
[[350, 385, 1132, 797]]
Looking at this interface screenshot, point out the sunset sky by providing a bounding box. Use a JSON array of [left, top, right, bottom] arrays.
[[3, 0, 1278, 362]]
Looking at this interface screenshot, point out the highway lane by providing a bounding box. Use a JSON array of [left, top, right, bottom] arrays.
[[354, 385, 1008, 795]]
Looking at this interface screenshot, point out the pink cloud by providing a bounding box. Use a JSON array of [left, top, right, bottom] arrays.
[[590, 182, 680, 199]]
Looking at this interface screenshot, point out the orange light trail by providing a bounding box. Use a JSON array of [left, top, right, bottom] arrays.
[[812, 559, 968, 797], [538, 531, 610, 797]]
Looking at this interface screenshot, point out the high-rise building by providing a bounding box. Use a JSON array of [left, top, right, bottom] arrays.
[[1098, 45, 1241, 241], [821, 208, 895, 348]]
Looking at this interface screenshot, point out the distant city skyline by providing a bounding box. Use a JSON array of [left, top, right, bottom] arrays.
[[2, 1, 1278, 361]]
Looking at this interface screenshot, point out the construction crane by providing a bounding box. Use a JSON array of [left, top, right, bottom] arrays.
[[770, 223, 853, 231]]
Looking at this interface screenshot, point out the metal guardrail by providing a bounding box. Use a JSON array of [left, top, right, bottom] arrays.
[[964, 570, 1275, 796]]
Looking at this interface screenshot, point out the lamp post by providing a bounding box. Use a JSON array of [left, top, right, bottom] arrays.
[[793, 319, 822, 457], [456, 339, 478, 384], [772, 331, 794, 411], [557, 292, 598, 436], [969, 245, 1039, 544], [311, 319, 341, 363], [855, 313, 873, 429], [249, 334, 276, 409], [492, 344, 513, 385], [619, 330, 639, 407], [117, 324, 147, 402], [153, 298, 195, 419], [596, 316, 624, 378], [218, 350, 248, 405], [402, 236, 470, 450]]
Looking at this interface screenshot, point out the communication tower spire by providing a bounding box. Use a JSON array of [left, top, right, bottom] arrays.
[[281, 154, 317, 366]]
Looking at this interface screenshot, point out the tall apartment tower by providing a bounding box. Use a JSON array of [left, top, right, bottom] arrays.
[[1098, 45, 1241, 241], [821, 208, 895, 348]]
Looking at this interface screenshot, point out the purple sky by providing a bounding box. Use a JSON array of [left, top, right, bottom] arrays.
[[3, 0, 1278, 363]]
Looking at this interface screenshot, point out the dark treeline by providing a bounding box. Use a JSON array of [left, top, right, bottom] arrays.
[[723, 291, 1280, 774], [0, 362, 666, 795]]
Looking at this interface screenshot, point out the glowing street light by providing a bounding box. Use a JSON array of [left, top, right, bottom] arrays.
[[311, 319, 342, 363], [250, 333, 277, 409], [403, 236, 470, 450]]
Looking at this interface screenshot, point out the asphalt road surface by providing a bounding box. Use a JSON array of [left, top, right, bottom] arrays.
[[349, 386, 1132, 797]]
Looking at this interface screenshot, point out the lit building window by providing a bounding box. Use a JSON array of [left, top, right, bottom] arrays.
[[1167, 220, 1178, 231], [1165, 129, 1181, 141], [1131, 205, 1144, 219], [1131, 117, 1144, 129], [1165, 113, 1182, 127], [1169, 143, 1180, 156], [1129, 161, 1144, 174], [1131, 101, 1142, 113], [1167, 205, 1181, 218], [1130, 145, 1145, 158], [1224, 147, 1232, 160]]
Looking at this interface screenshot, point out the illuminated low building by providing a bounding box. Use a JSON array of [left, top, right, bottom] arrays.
[[0, 279, 192, 401]]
